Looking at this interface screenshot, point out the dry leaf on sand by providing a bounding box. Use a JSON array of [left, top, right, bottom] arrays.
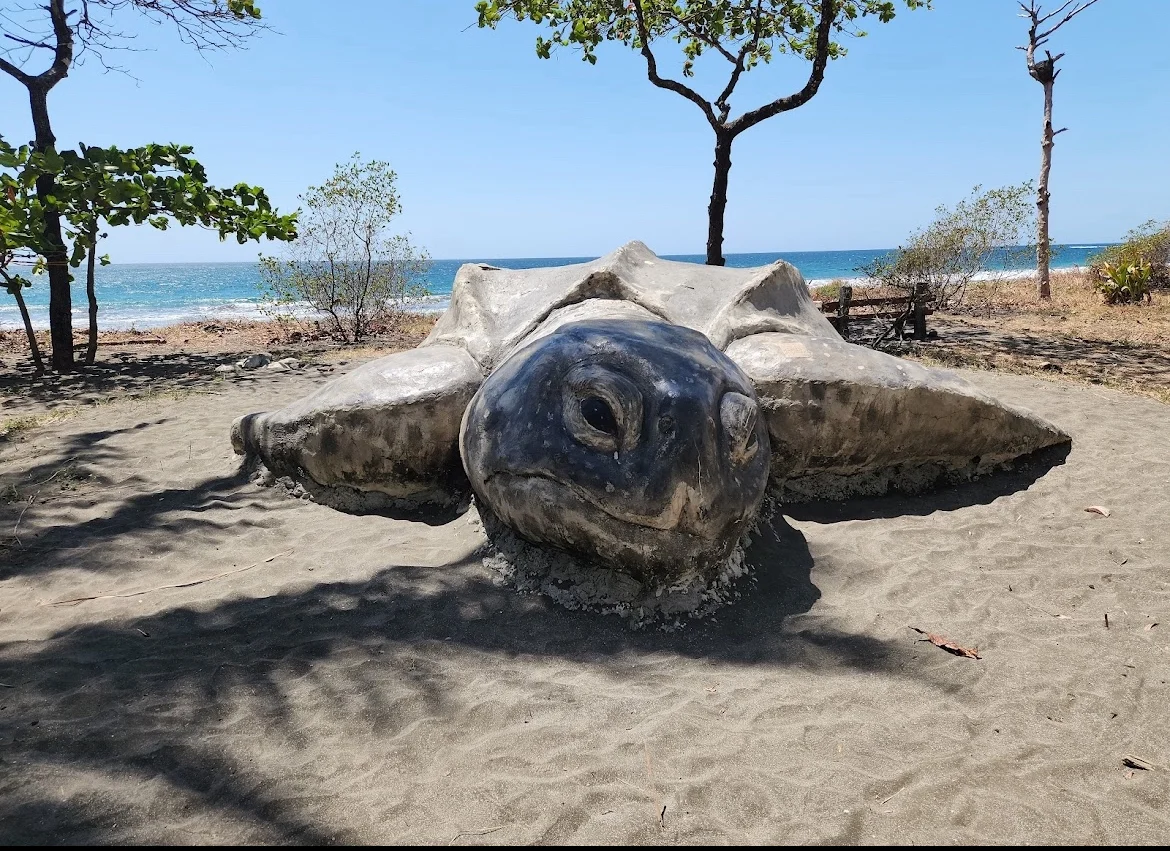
[[1084, 506, 1111, 517], [909, 627, 981, 660], [1122, 755, 1154, 771]]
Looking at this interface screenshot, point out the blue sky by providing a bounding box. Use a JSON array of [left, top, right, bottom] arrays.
[[1, 0, 1166, 262]]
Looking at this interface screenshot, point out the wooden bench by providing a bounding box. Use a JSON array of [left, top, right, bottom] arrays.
[[817, 284, 933, 341]]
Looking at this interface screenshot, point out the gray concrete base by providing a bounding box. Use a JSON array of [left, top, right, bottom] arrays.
[[477, 503, 758, 630]]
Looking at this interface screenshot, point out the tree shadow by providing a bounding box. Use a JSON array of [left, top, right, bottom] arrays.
[[1, 429, 281, 580], [1, 420, 141, 490], [0, 515, 951, 842], [0, 351, 262, 409], [783, 442, 1071, 523], [2, 423, 145, 561], [909, 320, 1170, 387]]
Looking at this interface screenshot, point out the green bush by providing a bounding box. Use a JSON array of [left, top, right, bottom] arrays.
[[1090, 221, 1170, 289], [857, 183, 1034, 310], [260, 154, 429, 343], [810, 279, 844, 302], [1094, 260, 1153, 305]]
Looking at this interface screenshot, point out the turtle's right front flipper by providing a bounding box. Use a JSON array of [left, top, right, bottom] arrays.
[[231, 345, 484, 512]]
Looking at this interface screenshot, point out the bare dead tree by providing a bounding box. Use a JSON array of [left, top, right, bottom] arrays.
[[1018, 0, 1101, 300], [0, 0, 265, 372]]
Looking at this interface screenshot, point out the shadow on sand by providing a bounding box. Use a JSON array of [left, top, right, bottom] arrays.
[[0, 436, 1071, 843], [784, 442, 1071, 523], [0, 504, 950, 843], [0, 421, 285, 581]]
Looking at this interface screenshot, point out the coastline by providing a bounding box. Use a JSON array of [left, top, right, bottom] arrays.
[[0, 314, 438, 371], [0, 266, 1073, 359], [1, 249, 1105, 333]]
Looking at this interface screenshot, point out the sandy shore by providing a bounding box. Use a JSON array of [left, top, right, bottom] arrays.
[[1, 359, 1169, 843]]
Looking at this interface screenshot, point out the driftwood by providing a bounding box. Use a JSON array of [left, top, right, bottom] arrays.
[[71, 337, 166, 350]]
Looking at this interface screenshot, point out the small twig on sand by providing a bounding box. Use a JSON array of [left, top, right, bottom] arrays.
[[9, 460, 81, 547], [10, 497, 34, 547], [618, 777, 652, 797], [1013, 597, 1070, 619], [41, 550, 293, 607], [448, 826, 504, 845]]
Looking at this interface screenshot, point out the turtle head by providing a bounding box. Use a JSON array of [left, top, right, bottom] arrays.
[[460, 319, 771, 583]]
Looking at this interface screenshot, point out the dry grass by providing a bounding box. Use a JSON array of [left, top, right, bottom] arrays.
[[0, 411, 73, 442], [906, 343, 1170, 406], [953, 269, 1170, 347], [810, 279, 906, 304], [1, 387, 219, 445], [894, 269, 1170, 406]]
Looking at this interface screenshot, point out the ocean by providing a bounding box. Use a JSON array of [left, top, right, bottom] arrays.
[[2, 244, 1112, 332]]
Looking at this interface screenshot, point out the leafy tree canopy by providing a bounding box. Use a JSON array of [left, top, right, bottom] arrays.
[[476, 1, 926, 126], [0, 136, 297, 276], [478, 0, 915, 65], [0, 137, 46, 295]]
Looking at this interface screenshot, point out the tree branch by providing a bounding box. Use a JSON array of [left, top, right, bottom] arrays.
[[39, 0, 74, 86], [1019, 0, 1102, 44], [726, 0, 834, 137], [714, 0, 765, 122], [1036, 0, 1101, 39], [671, 15, 738, 65], [0, 54, 32, 84], [1035, 0, 1076, 25], [630, 0, 717, 127], [4, 33, 55, 50]]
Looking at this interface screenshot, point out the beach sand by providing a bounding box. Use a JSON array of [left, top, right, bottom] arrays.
[[1, 361, 1168, 843]]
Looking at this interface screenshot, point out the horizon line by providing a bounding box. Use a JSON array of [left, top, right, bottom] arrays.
[[93, 243, 1116, 266]]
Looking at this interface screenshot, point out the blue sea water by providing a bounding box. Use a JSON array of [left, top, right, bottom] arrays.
[[2, 244, 1113, 332]]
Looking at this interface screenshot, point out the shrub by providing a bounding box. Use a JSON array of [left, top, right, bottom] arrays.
[[810, 279, 844, 302], [858, 184, 1034, 310], [1094, 260, 1153, 305], [1090, 221, 1170, 289], [260, 155, 429, 343]]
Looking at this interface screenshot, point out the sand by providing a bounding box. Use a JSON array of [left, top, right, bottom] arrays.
[[1, 361, 1168, 844]]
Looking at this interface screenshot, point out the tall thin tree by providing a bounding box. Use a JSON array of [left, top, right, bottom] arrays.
[[1018, 0, 1100, 300], [0, 0, 73, 372]]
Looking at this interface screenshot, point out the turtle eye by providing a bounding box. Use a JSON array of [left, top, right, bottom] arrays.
[[581, 396, 618, 436], [562, 366, 643, 454]]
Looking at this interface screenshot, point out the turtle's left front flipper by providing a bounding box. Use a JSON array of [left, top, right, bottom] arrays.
[[231, 345, 484, 511], [724, 333, 1070, 501]]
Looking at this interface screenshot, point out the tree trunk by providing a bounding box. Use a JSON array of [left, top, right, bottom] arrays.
[[11, 285, 46, 375], [85, 240, 98, 365], [706, 132, 734, 266], [28, 84, 74, 371], [1036, 77, 1055, 301]]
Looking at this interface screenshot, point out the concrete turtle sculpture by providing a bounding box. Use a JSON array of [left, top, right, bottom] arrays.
[[232, 241, 1069, 612]]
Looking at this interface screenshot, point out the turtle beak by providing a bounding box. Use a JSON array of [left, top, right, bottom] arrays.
[[721, 391, 760, 466]]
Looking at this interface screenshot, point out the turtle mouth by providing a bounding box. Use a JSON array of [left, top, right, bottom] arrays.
[[480, 469, 738, 541]]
